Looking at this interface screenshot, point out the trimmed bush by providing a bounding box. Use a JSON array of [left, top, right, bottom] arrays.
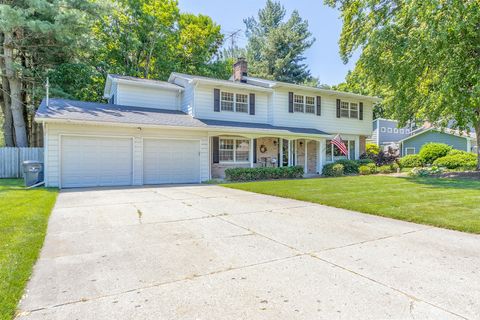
[[365, 143, 380, 156], [225, 166, 304, 182], [359, 163, 377, 175], [433, 152, 477, 169], [333, 159, 360, 174], [378, 165, 395, 174], [323, 163, 345, 177], [399, 154, 423, 168], [418, 143, 452, 164], [355, 158, 375, 165]]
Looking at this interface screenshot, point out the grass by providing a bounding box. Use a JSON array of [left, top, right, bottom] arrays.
[[222, 175, 480, 234], [0, 179, 58, 320]]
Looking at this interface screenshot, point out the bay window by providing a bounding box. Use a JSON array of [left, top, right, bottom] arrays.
[[219, 138, 250, 163]]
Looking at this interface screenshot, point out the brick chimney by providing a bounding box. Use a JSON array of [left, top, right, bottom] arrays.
[[233, 58, 247, 83]]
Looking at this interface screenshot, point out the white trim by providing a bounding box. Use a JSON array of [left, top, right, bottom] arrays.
[[304, 139, 308, 174], [58, 134, 135, 189], [405, 147, 416, 155]]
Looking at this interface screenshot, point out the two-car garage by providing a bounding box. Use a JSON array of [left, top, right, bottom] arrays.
[[60, 135, 201, 188]]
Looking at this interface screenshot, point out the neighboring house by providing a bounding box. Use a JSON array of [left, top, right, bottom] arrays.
[[35, 58, 379, 188], [399, 127, 474, 156], [370, 118, 414, 150]]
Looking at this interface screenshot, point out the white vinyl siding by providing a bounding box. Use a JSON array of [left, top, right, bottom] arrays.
[[116, 83, 180, 110], [193, 84, 268, 123]]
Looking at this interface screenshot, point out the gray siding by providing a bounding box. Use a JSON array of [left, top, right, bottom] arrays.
[[377, 119, 411, 145], [402, 130, 468, 156]]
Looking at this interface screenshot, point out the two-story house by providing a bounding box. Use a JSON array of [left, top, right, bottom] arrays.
[[370, 119, 414, 151], [35, 59, 379, 188]]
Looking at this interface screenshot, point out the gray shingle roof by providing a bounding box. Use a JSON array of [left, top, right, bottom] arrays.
[[36, 99, 330, 136]]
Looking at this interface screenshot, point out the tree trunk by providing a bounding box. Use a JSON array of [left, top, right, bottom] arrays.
[[0, 33, 15, 146], [3, 32, 28, 147]]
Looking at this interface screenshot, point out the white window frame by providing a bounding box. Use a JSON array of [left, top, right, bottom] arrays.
[[219, 138, 250, 163], [220, 91, 249, 113], [339, 101, 359, 119], [405, 147, 416, 155], [399, 129, 404, 134], [292, 94, 316, 114], [380, 127, 386, 133], [325, 139, 356, 162], [394, 128, 399, 133], [387, 128, 393, 133], [405, 129, 410, 134]]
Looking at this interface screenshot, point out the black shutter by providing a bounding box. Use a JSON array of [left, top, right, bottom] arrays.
[[214, 88, 220, 112], [249, 93, 255, 115], [253, 139, 257, 163], [359, 102, 364, 120], [336, 99, 341, 118], [288, 92, 294, 113], [316, 96, 321, 116], [212, 137, 219, 163]]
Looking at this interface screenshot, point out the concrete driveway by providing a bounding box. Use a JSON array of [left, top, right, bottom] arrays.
[[17, 185, 479, 319]]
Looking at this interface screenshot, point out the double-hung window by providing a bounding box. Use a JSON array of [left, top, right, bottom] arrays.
[[340, 101, 359, 119], [294, 95, 304, 112], [221, 92, 234, 111], [305, 96, 315, 114], [219, 138, 250, 163], [221, 91, 248, 113]]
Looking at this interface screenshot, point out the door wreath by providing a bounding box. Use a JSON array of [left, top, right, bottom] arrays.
[[259, 145, 267, 153]]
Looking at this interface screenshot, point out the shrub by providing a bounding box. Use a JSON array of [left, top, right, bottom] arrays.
[[361, 150, 399, 166], [359, 163, 377, 175], [355, 158, 375, 165], [433, 152, 477, 169], [333, 159, 360, 174], [377, 165, 394, 174], [225, 166, 304, 182], [418, 143, 452, 164], [365, 143, 380, 156], [399, 154, 423, 168], [409, 166, 444, 177], [323, 163, 345, 177]]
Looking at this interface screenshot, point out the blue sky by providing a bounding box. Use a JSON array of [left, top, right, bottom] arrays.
[[177, 0, 359, 85]]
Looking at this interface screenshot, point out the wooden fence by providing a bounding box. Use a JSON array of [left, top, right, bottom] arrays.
[[0, 147, 44, 178]]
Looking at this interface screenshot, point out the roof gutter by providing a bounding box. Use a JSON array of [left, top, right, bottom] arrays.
[[35, 117, 333, 139]]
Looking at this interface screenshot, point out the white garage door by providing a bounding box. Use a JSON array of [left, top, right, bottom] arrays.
[[143, 139, 200, 184], [61, 136, 133, 188]]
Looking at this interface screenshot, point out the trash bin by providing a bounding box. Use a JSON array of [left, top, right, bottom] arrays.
[[22, 160, 44, 187]]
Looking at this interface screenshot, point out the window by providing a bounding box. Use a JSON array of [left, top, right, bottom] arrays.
[[235, 94, 248, 113], [405, 129, 410, 134], [405, 147, 416, 155], [221, 91, 248, 113], [387, 128, 393, 133], [380, 127, 386, 133], [294, 95, 304, 112], [399, 129, 405, 134], [394, 128, 399, 133], [221, 92, 234, 111], [305, 96, 315, 114], [340, 101, 359, 119], [325, 139, 356, 162], [219, 138, 250, 163], [350, 103, 358, 118]]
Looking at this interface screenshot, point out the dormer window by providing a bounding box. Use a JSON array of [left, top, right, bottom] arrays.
[[220, 91, 248, 113]]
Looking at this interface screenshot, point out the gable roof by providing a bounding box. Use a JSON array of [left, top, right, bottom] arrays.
[[35, 99, 330, 137], [398, 127, 472, 143]]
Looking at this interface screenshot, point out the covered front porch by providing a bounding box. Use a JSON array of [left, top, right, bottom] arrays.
[[210, 134, 327, 179]]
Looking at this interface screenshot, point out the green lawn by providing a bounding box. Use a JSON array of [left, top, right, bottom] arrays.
[[222, 176, 480, 234], [0, 179, 57, 320]]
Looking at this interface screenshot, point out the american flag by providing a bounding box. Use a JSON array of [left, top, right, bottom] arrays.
[[331, 134, 348, 156]]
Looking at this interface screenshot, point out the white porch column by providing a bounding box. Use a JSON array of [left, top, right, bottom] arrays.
[[304, 139, 308, 174], [287, 139, 292, 166], [279, 138, 283, 167], [249, 138, 254, 168], [317, 140, 323, 174]]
